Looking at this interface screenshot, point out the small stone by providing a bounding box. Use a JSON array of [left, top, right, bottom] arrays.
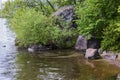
[[116, 73, 120, 80], [28, 48, 34, 53], [27, 61, 30, 64], [101, 51, 107, 57], [3, 45, 6, 47]]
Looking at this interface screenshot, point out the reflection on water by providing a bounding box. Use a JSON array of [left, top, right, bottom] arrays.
[[0, 18, 16, 80], [15, 51, 120, 80], [0, 18, 120, 80], [15, 52, 81, 80]]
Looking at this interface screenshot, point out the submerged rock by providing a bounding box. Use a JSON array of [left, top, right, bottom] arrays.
[[101, 54, 118, 60], [3, 45, 6, 47], [100, 51, 118, 60], [28, 47, 34, 53], [116, 73, 120, 80], [28, 44, 50, 52], [85, 48, 100, 59], [103, 55, 118, 60]]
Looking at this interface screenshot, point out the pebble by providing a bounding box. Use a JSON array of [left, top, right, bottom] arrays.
[[3, 45, 6, 47], [116, 73, 120, 80]]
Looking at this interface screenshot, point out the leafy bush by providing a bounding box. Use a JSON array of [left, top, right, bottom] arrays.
[[75, 0, 120, 51], [10, 8, 49, 45], [1, 0, 27, 18], [4, 0, 120, 51], [101, 19, 120, 51], [75, 0, 120, 39], [101, 4, 120, 51], [9, 8, 77, 48]]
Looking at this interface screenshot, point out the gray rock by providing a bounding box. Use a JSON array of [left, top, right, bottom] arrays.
[[28, 45, 39, 52], [75, 35, 87, 51], [28, 44, 49, 52], [87, 38, 101, 49], [102, 54, 118, 60], [52, 5, 74, 21], [52, 5, 77, 28], [85, 48, 100, 59], [75, 36, 101, 52], [28, 47, 34, 52], [101, 51, 118, 60], [98, 48, 103, 54], [101, 51, 107, 56]]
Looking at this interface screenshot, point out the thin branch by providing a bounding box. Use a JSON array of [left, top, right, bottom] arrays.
[[46, 0, 55, 11]]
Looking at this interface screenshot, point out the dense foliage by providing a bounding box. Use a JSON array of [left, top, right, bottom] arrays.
[[76, 0, 120, 38], [11, 8, 77, 48], [101, 19, 120, 51], [1, 0, 120, 51], [76, 0, 120, 51], [1, 0, 78, 49]]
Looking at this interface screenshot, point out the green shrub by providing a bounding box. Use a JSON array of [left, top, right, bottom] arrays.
[[1, 0, 27, 18], [9, 8, 77, 48], [75, 0, 120, 39], [75, 0, 120, 51], [10, 8, 49, 46], [101, 19, 120, 51], [101, 4, 120, 51]]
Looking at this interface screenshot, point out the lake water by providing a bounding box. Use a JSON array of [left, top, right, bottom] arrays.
[[0, 18, 120, 80]]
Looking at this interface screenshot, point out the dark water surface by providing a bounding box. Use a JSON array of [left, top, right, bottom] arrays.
[[0, 18, 120, 80]]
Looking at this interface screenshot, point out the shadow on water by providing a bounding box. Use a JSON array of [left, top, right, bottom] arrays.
[[0, 18, 120, 80]]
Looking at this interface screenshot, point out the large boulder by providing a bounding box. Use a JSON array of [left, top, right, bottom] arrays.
[[52, 5, 77, 28], [75, 35, 87, 51], [75, 36, 101, 51], [85, 48, 100, 59], [87, 38, 101, 49]]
